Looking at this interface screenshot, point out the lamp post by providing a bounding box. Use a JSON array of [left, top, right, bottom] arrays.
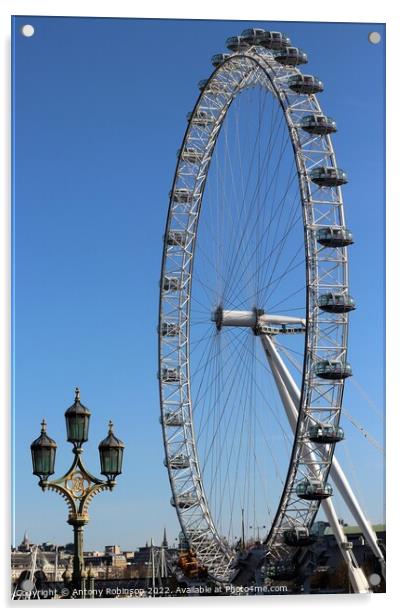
[[30, 387, 124, 594], [250, 524, 266, 543]]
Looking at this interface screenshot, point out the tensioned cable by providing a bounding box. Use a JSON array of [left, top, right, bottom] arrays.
[[220, 86, 285, 297], [218, 76, 278, 288], [276, 344, 384, 454], [191, 83, 304, 539], [225, 113, 295, 304], [222, 117, 290, 302], [207, 333, 253, 533], [350, 377, 383, 421], [194, 327, 248, 428], [200, 331, 251, 529]]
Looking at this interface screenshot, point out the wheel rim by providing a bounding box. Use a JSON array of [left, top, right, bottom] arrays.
[[159, 43, 351, 582]]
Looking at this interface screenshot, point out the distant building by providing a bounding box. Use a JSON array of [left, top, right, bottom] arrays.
[[305, 523, 386, 593], [11, 528, 182, 596], [105, 545, 121, 555], [11, 535, 70, 584]]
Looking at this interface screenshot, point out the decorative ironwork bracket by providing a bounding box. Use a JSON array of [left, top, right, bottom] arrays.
[[39, 452, 112, 525]]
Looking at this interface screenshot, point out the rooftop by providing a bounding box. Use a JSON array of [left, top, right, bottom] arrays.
[[324, 524, 385, 536]]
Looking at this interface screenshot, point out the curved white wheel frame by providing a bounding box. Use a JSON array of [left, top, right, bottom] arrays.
[[159, 44, 351, 581]]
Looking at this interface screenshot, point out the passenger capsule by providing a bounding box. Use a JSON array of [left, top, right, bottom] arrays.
[[316, 227, 354, 247], [266, 561, 297, 581], [170, 188, 193, 203], [166, 231, 187, 247], [162, 276, 180, 292], [240, 28, 267, 45], [198, 79, 209, 91], [187, 529, 205, 543], [161, 411, 184, 427], [187, 110, 215, 127], [314, 360, 352, 380], [275, 47, 308, 66], [259, 31, 292, 50], [179, 147, 203, 164], [288, 74, 324, 95], [211, 53, 230, 67], [171, 493, 198, 509], [161, 322, 180, 337], [165, 454, 190, 469], [283, 526, 317, 547], [310, 166, 348, 187], [226, 35, 250, 52], [198, 79, 230, 94], [308, 424, 344, 444], [300, 114, 337, 135], [318, 292, 356, 313], [215, 81, 231, 93], [161, 367, 181, 383], [296, 479, 333, 500]]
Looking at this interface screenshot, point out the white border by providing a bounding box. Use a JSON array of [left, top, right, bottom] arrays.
[[1, 1, 400, 614]]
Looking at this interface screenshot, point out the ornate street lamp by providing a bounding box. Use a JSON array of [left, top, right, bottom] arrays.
[[30, 388, 124, 594]]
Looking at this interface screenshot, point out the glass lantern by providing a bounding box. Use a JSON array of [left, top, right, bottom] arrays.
[[65, 387, 91, 447], [98, 421, 124, 481], [30, 419, 57, 480]]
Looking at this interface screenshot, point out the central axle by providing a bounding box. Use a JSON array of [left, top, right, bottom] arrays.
[[212, 307, 305, 334]]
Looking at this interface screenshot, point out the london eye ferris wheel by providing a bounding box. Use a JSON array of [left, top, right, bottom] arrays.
[[158, 27, 381, 587]]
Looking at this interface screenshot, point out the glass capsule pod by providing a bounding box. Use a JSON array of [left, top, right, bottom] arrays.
[[318, 292, 356, 313], [225, 35, 250, 52], [310, 166, 348, 187], [165, 454, 190, 469], [240, 28, 267, 45], [296, 479, 333, 500], [198, 78, 230, 94], [170, 187, 193, 203], [161, 367, 181, 383], [316, 227, 354, 247], [211, 53, 231, 67], [198, 78, 209, 90], [160, 411, 184, 427], [288, 74, 324, 94], [187, 110, 215, 127], [283, 526, 318, 547], [171, 492, 198, 509], [259, 31, 292, 50], [161, 322, 180, 337], [275, 47, 308, 66], [300, 114, 337, 135], [314, 360, 353, 380], [162, 276, 180, 292], [179, 147, 204, 164], [166, 230, 187, 247], [308, 424, 345, 444]]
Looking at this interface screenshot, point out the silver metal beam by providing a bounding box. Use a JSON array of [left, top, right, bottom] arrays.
[[261, 334, 385, 580], [263, 345, 369, 593]]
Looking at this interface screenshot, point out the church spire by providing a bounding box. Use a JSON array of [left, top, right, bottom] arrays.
[[162, 527, 168, 548], [19, 530, 30, 551]]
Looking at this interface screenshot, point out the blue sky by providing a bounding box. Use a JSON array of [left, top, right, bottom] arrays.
[[12, 16, 385, 551]]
